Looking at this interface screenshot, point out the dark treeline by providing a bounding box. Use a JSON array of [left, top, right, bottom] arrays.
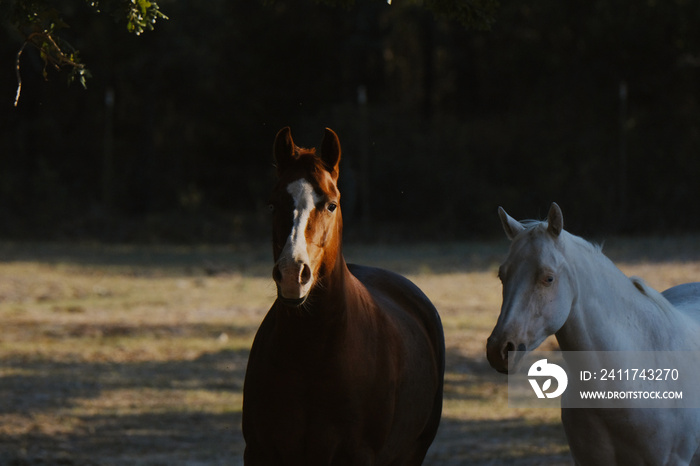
[[2, 0, 700, 242]]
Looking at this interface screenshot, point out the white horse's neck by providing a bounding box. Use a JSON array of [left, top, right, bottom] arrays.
[[555, 233, 690, 351]]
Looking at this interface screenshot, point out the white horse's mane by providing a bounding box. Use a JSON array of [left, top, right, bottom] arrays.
[[630, 276, 676, 314]]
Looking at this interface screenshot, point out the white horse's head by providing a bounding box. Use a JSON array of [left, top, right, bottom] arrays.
[[486, 203, 576, 373]]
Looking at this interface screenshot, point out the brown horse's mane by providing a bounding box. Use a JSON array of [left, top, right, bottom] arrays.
[[276, 145, 332, 180], [294, 146, 316, 157]]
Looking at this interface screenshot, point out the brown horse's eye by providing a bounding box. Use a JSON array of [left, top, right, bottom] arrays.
[[327, 202, 337, 213], [268, 203, 275, 212]]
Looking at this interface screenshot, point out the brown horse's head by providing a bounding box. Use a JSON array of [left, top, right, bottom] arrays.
[[268, 127, 343, 307]]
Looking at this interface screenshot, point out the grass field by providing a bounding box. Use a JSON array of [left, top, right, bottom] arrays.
[[0, 237, 699, 465]]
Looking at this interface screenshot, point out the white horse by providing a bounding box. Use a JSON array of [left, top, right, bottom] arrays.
[[486, 202, 700, 465]]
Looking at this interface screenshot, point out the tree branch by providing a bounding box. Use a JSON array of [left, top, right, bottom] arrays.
[[14, 42, 27, 107], [14, 31, 88, 106]]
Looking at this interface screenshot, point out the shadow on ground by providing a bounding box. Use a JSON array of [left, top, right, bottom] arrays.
[[0, 340, 248, 465], [0, 330, 573, 465]]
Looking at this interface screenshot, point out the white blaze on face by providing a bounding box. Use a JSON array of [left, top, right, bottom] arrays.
[[286, 178, 322, 259], [276, 178, 322, 298]]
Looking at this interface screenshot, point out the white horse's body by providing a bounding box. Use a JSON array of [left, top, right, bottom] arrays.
[[487, 203, 700, 465]]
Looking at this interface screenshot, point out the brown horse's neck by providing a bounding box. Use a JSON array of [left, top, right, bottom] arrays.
[[272, 253, 358, 361], [312, 215, 351, 307], [312, 246, 353, 312]]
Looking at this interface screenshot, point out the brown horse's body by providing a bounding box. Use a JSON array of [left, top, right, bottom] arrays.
[[242, 127, 444, 465]]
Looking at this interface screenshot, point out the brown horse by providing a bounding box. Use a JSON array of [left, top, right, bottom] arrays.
[[242, 127, 445, 465]]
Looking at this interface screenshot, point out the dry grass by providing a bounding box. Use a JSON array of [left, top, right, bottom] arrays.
[[0, 238, 699, 465]]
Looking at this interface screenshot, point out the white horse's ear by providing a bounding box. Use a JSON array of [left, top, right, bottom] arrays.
[[499, 207, 525, 240], [547, 202, 563, 237]]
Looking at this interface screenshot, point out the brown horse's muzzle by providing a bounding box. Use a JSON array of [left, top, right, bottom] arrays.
[[272, 259, 312, 306]]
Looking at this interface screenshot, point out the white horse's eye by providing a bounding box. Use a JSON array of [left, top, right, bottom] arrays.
[[543, 275, 555, 286]]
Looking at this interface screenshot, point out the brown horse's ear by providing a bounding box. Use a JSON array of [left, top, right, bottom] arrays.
[[273, 127, 295, 176], [499, 207, 526, 241], [320, 128, 341, 180], [547, 202, 563, 237]]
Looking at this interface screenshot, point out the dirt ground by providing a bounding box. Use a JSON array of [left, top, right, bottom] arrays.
[[0, 237, 699, 465]]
